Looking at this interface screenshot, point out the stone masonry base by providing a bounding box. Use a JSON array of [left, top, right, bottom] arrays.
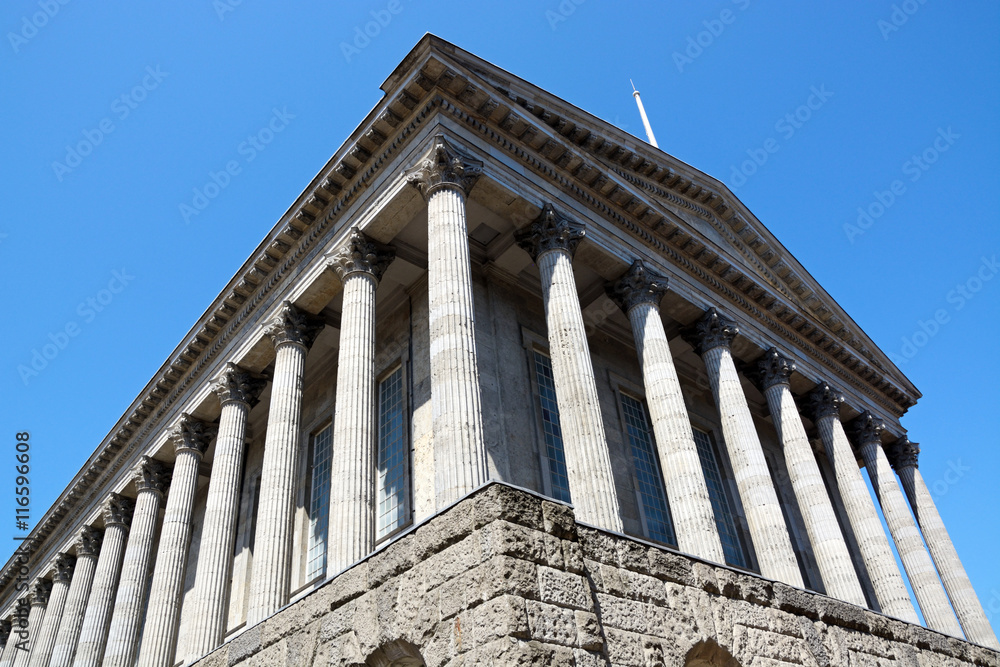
[[192, 483, 1000, 666]]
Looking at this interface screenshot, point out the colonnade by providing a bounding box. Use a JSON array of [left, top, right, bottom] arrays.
[[1, 135, 995, 667]]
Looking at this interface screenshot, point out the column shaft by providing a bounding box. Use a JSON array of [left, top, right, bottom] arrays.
[[816, 414, 918, 622], [27, 557, 73, 667], [702, 345, 802, 585], [898, 464, 999, 648], [72, 515, 130, 667], [860, 439, 962, 635], [427, 185, 488, 507], [628, 301, 724, 561], [139, 447, 205, 667], [103, 464, 166, 667], [48, 549, 98, 667], [186, 399, 250, 658], [12, 602, 45, 667], [328, 272, 378, 574], [247, 343, 307, 623], [763, 381, 866, 605]]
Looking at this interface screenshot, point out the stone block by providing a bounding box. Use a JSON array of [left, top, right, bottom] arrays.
[[538, 565, 593, 611], [578, 527, 619, 565], [772, 581, 819, 619], [647, 548, 695, 586], [526, 599, 577, 647], [422, 533, 484, 591], [473, 483, 543, 529], [368, 533, 418, 588], [541, 500, 576, 539], [415, 505, 475, 561], [574, 647, 611, 667], [472, 594, 530, 644], [326, 561, 370, 611], [228, 626, 261, 665], [480, 555, 539, 601], [615, 539, 650, 574], [563, 540, 586, 574], [603, 627, 645, 666]]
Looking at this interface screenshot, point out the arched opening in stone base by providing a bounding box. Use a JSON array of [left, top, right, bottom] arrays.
[[365, 639, 425, 667], [685, 639, 742, 667]]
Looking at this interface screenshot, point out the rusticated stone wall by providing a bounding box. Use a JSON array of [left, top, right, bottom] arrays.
[[192, 483, 999, 667]]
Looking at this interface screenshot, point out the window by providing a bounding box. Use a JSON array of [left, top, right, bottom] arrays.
[[306, 424, 333, 581], [692, 427, 747, 568], [532, 351, 571, 503], [620, 393, 676, 546], [376, 366, 409, 540]]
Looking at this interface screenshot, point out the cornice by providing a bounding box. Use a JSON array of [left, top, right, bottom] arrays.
[[0, 35, 921, 600]]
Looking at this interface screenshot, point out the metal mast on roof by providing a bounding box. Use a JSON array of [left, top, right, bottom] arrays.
[[630, 79, 659, 148]]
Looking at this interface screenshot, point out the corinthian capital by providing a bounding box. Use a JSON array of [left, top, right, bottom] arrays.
[[77, 526, 103, 557], [514, 204, 586, 261], [404, 135, 483, 198], [212, 363, 268, 408], [30, 579, 52, 607], [133, 456, 171, 496], [805, 382, 844, 422], [264, 301, 325, 351], [53, 553, 76, 584], [327, 227, 396, 282], [102, 493, 135, 530], [168, 413, 216, 458], [683, 308, 738, 355], [849, 411, 885, 449], [888, 436, 920, 471], [755, 348, 794, 390], [606, 260, 668, 313]]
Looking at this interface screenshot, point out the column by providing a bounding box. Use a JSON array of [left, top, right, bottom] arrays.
[[326, 228, 395, 574], [514, 204, 623, 531], [806, 384, 918, 622], [186, 364, 266, 659], [72, 494, 133, 667], [48, 528, 101, 667], [851, 414, 962, 636], [0, 621, 10, 666], [607, 260, 724, 560], [684, 309, 802, 586], [27, 555, 74, 667], [12, 581, 50, 667], [755, 349, 867, 605], [247, 302, 324, 624], [103, 458, 170, 667], [405, 135, 489, 507], [888, 438, 999, 648]]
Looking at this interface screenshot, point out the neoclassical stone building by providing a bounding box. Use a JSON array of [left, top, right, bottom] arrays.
[[1, 36, 997, 667]]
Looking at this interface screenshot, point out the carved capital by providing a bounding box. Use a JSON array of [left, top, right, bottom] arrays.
[[264, 301, 324, 351], [849, 411, 885, 449], [888, 436, 920, 471], [683, 308, 738, 355], [77, 526, 103, 557], [404, 135, 483, 198], [133, 456, 171, 496], [756, 348, 795, 390], [53, 553, 76, 584], [212, 363, 268, 408], [29, 579, 52, 607], [514, 204, 586, 261], [168, 413, 216, 458], [102, 493, 135, 530], [606, 260, 668, 313], [327, 227, 396, 282], [805, 382, 844, 421]]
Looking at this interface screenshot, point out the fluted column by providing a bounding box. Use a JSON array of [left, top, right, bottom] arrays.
[[607, 260, 723, 559], [754, 350, 867, 605], [514, 204, 623, 531], [247, 302, 324, 625], [888, 438, 999, 647], [72, 494, 133, 667], [405, 135, 489, 507], [2, 607, 25, 667], [325, 229, 396, 574], [684, 309, 802, 586], [807, 385, 918, 622], [103, 458, 170, 667], [48, 528, 101, 667], [851, 414, 962, 636], [27, 555, 74, 667], [12, 581, 50, 667], [186, 364, 266, 660], [0, 621, 11, 666]]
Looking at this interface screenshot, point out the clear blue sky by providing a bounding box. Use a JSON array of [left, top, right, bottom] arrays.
[[2, 1, 997, 630]]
